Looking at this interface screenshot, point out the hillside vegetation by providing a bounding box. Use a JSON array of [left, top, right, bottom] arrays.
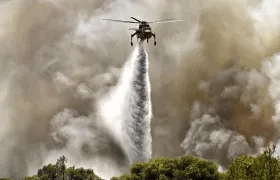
[[1, 145, 279, 180]]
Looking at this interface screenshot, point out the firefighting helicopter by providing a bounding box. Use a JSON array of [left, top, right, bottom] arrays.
[[102, 17, 185, 46]]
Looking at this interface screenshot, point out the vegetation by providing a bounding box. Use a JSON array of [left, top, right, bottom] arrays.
[[24, 156, 103, 180], [1, 144, 280, 180], [224, 144, 280, 180], [111, 156, 222, 180]]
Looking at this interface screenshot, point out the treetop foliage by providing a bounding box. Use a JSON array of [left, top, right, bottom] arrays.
[[112, 156, 222, 180]]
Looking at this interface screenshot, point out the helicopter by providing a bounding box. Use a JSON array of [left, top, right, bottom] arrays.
[[102, 17, 185, 46]]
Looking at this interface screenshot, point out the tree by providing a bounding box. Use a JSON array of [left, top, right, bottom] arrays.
[[34, 156, 104, 180], [56, 156, 67, 180], [224, 144, 280, 180], [37, 164, 58, 179], [112, 156, 222, 180], [66, 166, 103, 180], [24, 176, 39, 180]]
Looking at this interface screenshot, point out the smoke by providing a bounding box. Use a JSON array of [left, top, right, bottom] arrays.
[[1, 0, 280, 179], [174, 0, 280, 167], [180, 63, 276, 167]]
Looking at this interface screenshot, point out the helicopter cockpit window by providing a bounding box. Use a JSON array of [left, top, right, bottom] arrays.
[[140, 24, 150, 30]]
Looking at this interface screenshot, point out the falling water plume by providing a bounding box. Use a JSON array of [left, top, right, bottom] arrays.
[[122, 42, 152, 164], [98, 41, 152, 167]]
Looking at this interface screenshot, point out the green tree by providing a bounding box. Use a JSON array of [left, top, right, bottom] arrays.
[[37, 164, 58, 179], [24, 176, 39, 180], [112, 156, 221, 180], [32, 155, 104, 180], [56, 156, 67, 180], [225, 144, 280, 180], [66, 166, 103, 180]]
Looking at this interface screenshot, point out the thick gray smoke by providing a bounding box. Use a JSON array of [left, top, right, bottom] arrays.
[[173, 0, 280, 168], [180, 62, 275, 167], [1, 0, 280, 179]]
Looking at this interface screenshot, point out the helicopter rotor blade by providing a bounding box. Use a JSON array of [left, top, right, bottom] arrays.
[[130, 17, 141, 22], [148, 18, 175, 22], [148, 18, 185, 24], [128, 28, 139, 31], [102, 18, 139, 23]]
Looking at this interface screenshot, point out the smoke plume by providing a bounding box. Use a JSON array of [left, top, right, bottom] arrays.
[[172, 0, 280, 167], [180, 62, 276, 167], [1, 0, 280, 179]]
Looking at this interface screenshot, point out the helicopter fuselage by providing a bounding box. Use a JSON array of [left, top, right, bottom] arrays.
[[136, 21, 153, 41], [136, 28, 152, 41], [130, 21, 156, 46], [136, 22, 153, 40]]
